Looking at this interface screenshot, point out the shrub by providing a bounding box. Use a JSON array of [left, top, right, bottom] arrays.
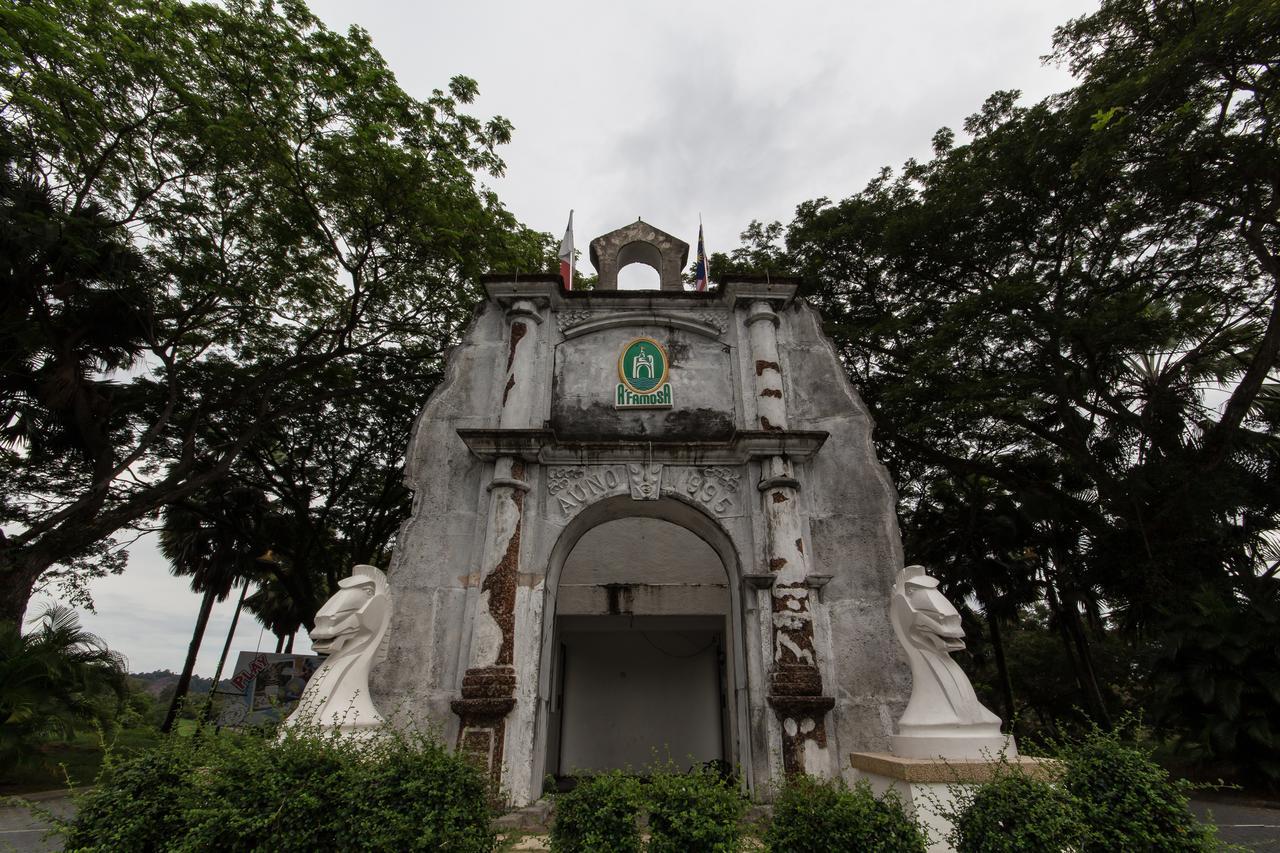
[[947, 726, 1221, 853], [549, 771, 643, 853], [1061, 727, 1218, 852], [60, 739, 198, 850], [61, 723, 495, 852], [765, 774, 926, 852], [1153, 594, 1280, 788], [947, 772, 1088, 853], [115, 682, 159, 730], [646, 763, 748, 853]]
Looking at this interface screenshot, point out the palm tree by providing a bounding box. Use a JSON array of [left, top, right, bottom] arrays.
[[157, 485, 270, 733], [906, 473, 1042, 730], [0, 604, 126, 764], [244, 572, 306, 653], [0, 148, 152, 466]]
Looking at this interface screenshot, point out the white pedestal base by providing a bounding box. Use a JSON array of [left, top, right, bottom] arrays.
[[848, 752, 1057, 853], [890, 732, 1013, 760]]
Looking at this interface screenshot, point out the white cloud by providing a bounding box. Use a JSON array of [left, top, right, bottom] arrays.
[[307, 0, 1092, 256]]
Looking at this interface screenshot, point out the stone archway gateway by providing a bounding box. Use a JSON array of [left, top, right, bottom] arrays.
[[370, 221, 911, 806]]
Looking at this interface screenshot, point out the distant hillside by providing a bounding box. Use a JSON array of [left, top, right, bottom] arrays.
[[130, 669, 215, 697]]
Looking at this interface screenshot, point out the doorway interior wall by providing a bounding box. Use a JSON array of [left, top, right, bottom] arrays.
[[542, 515, 734, 779]]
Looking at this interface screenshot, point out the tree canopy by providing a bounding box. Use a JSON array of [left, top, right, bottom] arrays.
[[720, 0, 1280, 783], [0, 0, 554, 626], [0, 604, 127, 765]]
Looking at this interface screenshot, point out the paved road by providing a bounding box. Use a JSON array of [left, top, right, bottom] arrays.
[[3, 792, 1277, 851], [1192, 797, 1280, 851], [0, 792, 72, 853]]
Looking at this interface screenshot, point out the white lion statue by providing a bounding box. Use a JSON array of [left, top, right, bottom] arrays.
[[283, 564, 391, 738], [889, 565, 1013, 759]]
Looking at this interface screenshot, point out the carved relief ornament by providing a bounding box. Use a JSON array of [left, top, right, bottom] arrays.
[[546, 463, 746, 518], [555, 310, 593, 333], [628, 464, 662, 500]]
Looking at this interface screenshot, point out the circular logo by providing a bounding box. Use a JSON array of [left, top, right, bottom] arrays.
[[618, 337, 669, 394]]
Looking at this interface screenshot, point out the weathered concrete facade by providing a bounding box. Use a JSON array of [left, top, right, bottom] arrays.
[[372, 228, 910, 804]]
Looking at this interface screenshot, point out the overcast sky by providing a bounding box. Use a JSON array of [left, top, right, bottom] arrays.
[[33, 0, 1097, 677]]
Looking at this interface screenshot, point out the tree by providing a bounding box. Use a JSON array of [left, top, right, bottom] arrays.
[[688, 220, 793, 286], [159, 349, 433, 716], [0, 139, 142, 610], [905, 474, 1042, 729], [713, 0, 1278, 777], [0, 0, 553, 628], [157, 485, 273, 733], [228, 353, 430, 629], [245, 577, 305, 653], [784, 0, 1279, 626], [1045, 0, 1280, 618], [1152, 592, 1280, 786], [0, 604, 126, 764]]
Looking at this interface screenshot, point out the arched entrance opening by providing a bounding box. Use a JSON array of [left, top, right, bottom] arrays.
[[535, 496, 750, 788]]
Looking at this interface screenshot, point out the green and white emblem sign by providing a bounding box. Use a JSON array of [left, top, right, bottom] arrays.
[[615, 337, 673, 409]]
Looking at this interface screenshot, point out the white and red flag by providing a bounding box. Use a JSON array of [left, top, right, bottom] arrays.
[[558, 210, 574, 290]]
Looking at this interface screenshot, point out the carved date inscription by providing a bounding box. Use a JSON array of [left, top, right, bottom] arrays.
[[680, 466, 742, 516], [549, 464, 744, 518]]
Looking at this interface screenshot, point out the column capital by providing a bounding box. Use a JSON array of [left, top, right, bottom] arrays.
[[504, 299, 545, 323], [487, 476, 531, 493], [759, 474, 801, 492], [745, 300, 780, 328]]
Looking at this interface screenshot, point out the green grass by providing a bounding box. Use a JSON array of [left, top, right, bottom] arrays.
[[1, 719, 254, 796], [0, 727, 163, 795]]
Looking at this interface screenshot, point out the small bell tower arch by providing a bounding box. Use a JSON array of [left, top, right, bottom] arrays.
[[589, 219, 689, 291]]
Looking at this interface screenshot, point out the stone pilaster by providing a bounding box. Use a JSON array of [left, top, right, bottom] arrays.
[[452, 299, 542, 784], [745, 299, 835, 775], [747, 300, 787, 432]]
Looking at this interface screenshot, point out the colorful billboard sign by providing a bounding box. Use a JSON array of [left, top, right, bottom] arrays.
[[216, 651, 322, 728]]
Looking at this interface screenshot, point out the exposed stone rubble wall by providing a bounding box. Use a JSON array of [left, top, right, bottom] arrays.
[[745, 299, 835, 776]]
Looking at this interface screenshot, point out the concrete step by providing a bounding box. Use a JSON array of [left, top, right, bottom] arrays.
[[492, 799, 554, 832]]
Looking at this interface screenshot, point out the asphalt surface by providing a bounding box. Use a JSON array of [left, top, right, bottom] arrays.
[[2, 792, 1277, 851], [0, 791, 72, 853], [1192, 798, 1280, 851]]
